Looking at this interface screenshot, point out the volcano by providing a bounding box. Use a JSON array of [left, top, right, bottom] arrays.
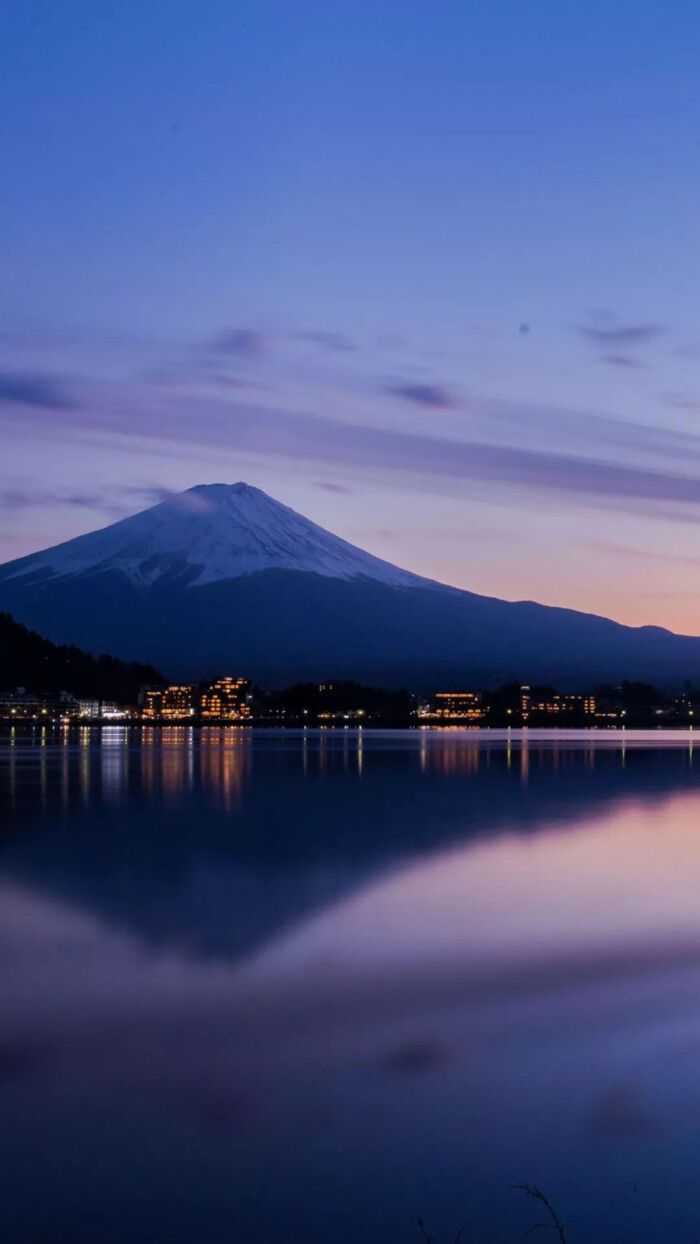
[[2, 481, 700, 687]]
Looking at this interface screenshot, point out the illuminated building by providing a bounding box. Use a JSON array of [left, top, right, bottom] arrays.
[[520, 684, 531, 722], [0, 692, 47, 720], [200, 676, 251, 721], [141, 685, 196, 720], [567, 693, 596, 716], [79, 699, 100, 718], [0, 690, 79, 720], [100, 702, 129, 720], [421, 691, 486, 723], [78, 699, 128, 719], [141, 688, 164, 719], [161, 685, 196, 719], [527, 693, 597, 717], [141, 680, 250, 721]]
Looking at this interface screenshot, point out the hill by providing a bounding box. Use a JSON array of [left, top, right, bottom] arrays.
[[0, 612, 165, 703]]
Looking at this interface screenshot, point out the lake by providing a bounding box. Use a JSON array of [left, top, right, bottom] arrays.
[[3, 726, 700, 1242]]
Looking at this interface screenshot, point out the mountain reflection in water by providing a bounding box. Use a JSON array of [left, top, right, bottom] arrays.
[[3, 727, 700, 1244]]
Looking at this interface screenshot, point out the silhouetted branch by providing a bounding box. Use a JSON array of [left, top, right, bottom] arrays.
[[513, 1185, 567, 1244]]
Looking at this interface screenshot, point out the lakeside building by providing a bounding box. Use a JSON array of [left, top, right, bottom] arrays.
[[141, 684, 197, 720], [141, 688, 163, 719], [78, 699, 129, 720], [418, 686, 598, 726], [0, 692, 133, 722], [419, 691, 486, 723], [200, 676, 251, 721], [0, 691, 54, 720], [527, 692, 597, 718], [514, 686, 597, 724], [1, 672, 695, 728], [317, 708, 367, 722], [520, 684, 531, 722], [0, 689, 78, 720], [140, 678, 251, 722]]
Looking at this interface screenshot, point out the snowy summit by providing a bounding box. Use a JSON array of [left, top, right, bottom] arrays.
[[4, 482, 429, 589]]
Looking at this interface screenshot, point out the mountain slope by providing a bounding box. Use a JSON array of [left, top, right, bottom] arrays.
[[1, 482, 700, 688], [0, 611, 164, 701]]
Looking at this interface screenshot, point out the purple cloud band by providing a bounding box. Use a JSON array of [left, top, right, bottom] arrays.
[[8, 382, 700, 517]]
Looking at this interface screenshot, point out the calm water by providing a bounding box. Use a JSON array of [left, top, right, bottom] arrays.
[[3, 727, 700, 1242]]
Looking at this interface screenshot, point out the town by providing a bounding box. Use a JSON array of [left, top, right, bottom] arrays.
[[1, 676, 699, 728]]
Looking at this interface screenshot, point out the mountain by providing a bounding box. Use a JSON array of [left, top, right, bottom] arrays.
[[2, 481, 700, 688], [5, 482, 426, 591], [0, 611, 164, 702]]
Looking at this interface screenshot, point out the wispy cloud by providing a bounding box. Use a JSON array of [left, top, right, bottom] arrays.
[[208, 328, 265, 358], [295, 330, 357, 353], [38, 390, 700, 514], [578, 320, 665, 347], [0, 371, 76, 410], [0, 489, 100, 511], [9, 370, 700, 522], [0, 484, 171, 517], [588, 539, 700, 569], [662, 393, 700, 413], [601, 354, 645, 369], [0, 488, 124, 516], [385, 382, 456, 409], [314, 481, 353, 494]]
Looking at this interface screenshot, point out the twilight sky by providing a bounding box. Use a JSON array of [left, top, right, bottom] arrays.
[[3, 0, 700, 632]]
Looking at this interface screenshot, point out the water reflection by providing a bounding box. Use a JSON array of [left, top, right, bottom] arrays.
[[100, 727, 129, 802], [3, 730, 700, 1243], [198, 727, 250, 810], [5, 726, 700, 816], [161, 727, 193, 802]]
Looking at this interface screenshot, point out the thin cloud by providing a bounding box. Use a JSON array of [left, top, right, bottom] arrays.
[[315, 481, 353, 495], [210, 374, 250, 390], [578, 321, 665, 347], [110, 397, 700, 511], [386, 382, 456, 409], [602, 354, 645, 369], [209, 328, 265, 358], [13, 379, 700, 521], [0, 371, 76, 410], [296, 331, 357, 353], [122, 485, 178, 506], [0, 489, 118, 514], [0, 484, 172, 517], [662, 393, 700, 413], [588, 540, 700, 569]]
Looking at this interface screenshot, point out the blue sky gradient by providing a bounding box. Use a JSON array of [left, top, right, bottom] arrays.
[[3, 1, 700, 630]]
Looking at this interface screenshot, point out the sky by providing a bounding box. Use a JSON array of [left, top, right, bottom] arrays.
[[3, 0, 700, 632]]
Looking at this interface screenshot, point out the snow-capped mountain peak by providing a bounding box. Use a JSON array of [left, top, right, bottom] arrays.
[[3, 482, 430, 589]]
